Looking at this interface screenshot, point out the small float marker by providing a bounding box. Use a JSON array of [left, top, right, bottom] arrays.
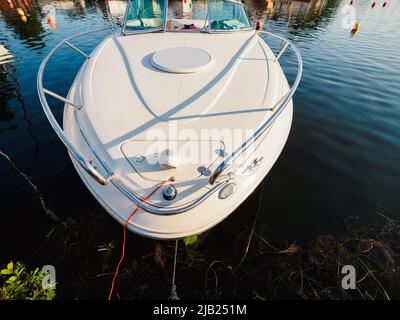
[[351, 21, 360, 35], [23, 0, 32, 10], [16, 7, 28, 23], [350, 0, 353, 5], [371, 2, 376, 8], [383, 2, 387, 7], [16, 8, 25, 16], [256, 19, 263, 30], [47, 16, 57, 30]]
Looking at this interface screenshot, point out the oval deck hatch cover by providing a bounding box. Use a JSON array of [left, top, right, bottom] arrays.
[[151, 47, 213, 74]]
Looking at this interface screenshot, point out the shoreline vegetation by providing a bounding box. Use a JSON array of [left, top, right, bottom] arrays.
[[2, 212, 399, 300]]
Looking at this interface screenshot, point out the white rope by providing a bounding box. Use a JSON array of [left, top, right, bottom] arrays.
[[169, 239, 180, 300], [235, 182, 265, 271]]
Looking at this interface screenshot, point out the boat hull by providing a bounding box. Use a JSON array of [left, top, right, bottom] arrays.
[[64, 101, 292, 240], [63, 33, 293, 240]]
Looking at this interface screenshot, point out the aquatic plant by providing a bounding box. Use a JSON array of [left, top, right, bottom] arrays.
[[0, 261, 55, 300], [32, 204, 400, 300]]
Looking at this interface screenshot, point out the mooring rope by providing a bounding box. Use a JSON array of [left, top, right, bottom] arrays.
[[169, 239, 180, 300], [108, 179, 172, 300], [0, 149, 67, 228]]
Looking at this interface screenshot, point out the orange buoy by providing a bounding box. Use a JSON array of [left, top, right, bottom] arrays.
[[256, 19, 263, 30], [47, 16, 57, 30], [23, 0, 31, 10]]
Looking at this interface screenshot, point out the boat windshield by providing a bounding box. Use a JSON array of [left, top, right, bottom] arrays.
[[209, 0, 251, 31], [125, 0, 166, 32], [124, 0, 251, 33]]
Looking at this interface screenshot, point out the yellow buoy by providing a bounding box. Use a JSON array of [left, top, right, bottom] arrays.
[[351, 21, 360, 35], [21, 15, 27, 23], [16, 8, 25, 16]]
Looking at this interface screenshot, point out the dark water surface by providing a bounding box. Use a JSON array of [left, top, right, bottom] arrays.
[[1, 0, 399, 298]]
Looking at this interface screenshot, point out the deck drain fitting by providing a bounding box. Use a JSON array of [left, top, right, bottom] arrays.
[[163, 185, 177, 201], [198, 166, 211, 176]]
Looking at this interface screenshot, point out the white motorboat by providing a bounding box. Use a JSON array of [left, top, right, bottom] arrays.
[[38, 0, 302, 240]]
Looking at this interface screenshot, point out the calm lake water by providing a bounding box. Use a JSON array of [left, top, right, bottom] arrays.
[[1, 0, 400, 298]]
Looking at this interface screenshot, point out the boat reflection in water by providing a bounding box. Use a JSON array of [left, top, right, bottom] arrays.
[[0, 43, 17, 132], [0, 43, 13, 65], [245, 0, 330, 26], [106, 0, 127, 19]]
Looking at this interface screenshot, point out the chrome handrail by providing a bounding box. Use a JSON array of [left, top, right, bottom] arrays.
[[109, 176, 227, 215], [209, 30, 303, 184], [37, 27, 112, 185]]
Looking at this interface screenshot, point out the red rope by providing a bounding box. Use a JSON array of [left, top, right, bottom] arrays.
[[107, 180, 171, 300]]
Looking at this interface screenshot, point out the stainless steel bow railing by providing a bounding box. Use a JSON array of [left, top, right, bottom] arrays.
[[209, 30, 303, 184], [37, 26, 227, 215], [37, 28, 112, 185], [37, 27, 302, 215]]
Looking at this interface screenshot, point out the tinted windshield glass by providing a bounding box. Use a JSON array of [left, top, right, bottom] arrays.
[[167, 0, 208, 31], [209, 0, 251, 31], [125, 0, 165, 31]]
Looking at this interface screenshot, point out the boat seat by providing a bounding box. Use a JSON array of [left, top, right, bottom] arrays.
[[167, 19, 208, 30], [210, 19, 247, 30], [126, 18, 163, 28]]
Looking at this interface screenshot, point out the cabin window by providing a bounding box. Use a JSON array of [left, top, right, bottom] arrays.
[[125, 0, 165, 31], [209, 0, 251, 31]]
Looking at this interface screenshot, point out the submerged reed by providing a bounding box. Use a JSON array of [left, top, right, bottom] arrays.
[[31, 209, 400, 300]]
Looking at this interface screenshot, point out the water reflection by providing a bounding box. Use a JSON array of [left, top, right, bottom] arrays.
[[246, 0, 339, 34], [106, 0, 126, 18], [0, 0, 399, 245], [0, 43, 16, 130], [0, 45, 40, 154], [246, 0, 331, 17], [0, 0, 46, 49]]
